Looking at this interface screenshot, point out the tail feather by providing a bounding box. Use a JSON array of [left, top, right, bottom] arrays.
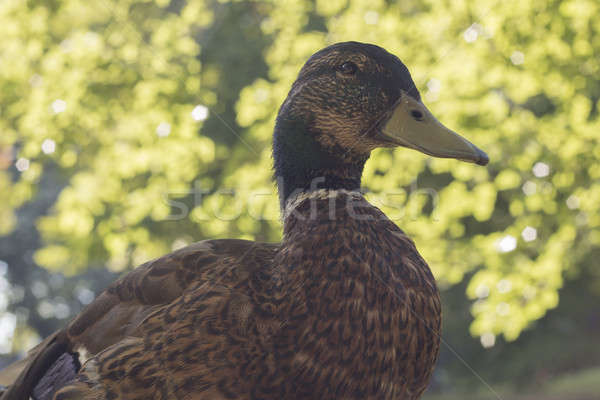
[[0, 331, 62, 388], [32, 353, 80, 400], [1, 332, 68, 400]]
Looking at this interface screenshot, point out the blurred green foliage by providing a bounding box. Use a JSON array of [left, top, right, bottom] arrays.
[[0, 0, 599, 352]]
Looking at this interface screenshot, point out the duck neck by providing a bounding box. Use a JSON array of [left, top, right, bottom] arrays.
[[273, 117, 368, 208]]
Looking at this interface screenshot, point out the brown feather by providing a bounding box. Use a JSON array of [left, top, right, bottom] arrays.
[[1, 42, 446, 400], [2, 193, 441, 400]]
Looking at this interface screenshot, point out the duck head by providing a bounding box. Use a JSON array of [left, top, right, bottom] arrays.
[[273, 41, 488, 206]]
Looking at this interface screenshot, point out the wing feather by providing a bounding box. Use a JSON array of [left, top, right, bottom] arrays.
[[0, 239, 278, 400]]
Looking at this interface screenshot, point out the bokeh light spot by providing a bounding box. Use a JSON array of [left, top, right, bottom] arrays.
[[41, 139, 56, 154], [510, 51, 525, 65], [480, 332, 496, 348], [522, 181, 536, 195], [521, 226, 537, 241], [566, 195, 579, 209], [496, 235, 517, 253], [156, 122, 171, 137], [533, 162, 550, 177], [191, 105, 209, 121], [15, 158, 30, 172], [497, 279, 512, 293], [464, 25, 479, 42], [51, 99, 67, 114]]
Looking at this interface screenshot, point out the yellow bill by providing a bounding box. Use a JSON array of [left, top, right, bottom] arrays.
[[380, 90, 489, 165]]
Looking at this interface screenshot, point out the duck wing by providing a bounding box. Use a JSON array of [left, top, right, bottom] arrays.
[[0, 239, 278, 400]]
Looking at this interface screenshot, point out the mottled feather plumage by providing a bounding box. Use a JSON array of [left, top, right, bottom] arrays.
[[0, 42, 461, 400]]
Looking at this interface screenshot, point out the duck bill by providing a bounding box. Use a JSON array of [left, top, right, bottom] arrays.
[[379, 91, 489, 165]]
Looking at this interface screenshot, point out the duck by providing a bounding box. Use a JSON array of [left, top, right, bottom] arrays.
[[0, 41, 488, 400]]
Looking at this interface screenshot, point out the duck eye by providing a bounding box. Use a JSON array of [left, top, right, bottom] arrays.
[[339, 61, 358, 75], [410, 110, 424, 121]]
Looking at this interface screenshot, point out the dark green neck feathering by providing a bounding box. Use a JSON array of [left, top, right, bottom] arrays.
[[272, 115, 368, 206]]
